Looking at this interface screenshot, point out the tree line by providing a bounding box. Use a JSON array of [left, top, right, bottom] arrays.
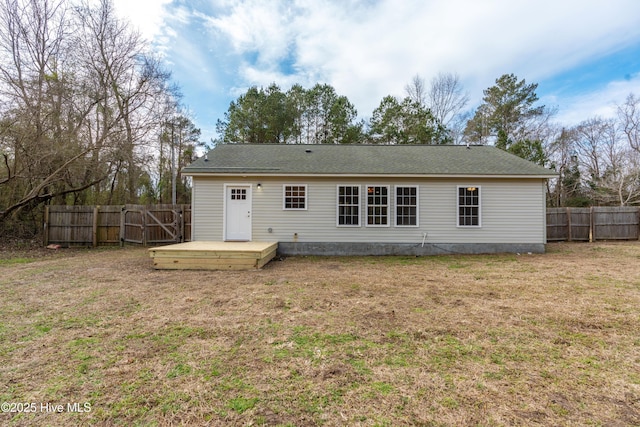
[[2, 0, 640, 239], [0, 0, 200, 236], [216, 73, 640, 208], [215, 75, 462, 145]]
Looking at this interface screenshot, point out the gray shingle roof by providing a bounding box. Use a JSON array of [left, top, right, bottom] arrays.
[[183, 144, 557, 177]]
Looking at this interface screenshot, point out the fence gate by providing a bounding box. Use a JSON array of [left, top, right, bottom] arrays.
[[121, 205, 185, 245]]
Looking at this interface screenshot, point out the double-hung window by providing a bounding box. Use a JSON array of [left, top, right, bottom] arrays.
[[366, 185, 389, 226], [458, 186, 480, 227], [283, 185, 307, 210], [337, 185, 360, 226], [395, 186, 418, 226]]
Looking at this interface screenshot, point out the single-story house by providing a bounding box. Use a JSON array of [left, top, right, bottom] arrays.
[[182, 144, 557, 256]]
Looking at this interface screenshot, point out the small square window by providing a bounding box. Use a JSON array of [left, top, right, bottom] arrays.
[[231, 188, 247, 200], [284, 185, 307, 210]]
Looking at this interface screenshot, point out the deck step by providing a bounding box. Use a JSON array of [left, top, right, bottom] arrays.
[[149, 241, 278, 270]]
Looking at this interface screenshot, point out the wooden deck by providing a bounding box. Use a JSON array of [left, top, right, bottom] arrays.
[[149, 241, 278, 270]]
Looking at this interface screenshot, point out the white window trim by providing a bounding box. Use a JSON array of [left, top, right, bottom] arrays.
[[365, 184, 391, 228], [394, 185, 419, 227], [336, 184, 361, 227], [457, 185, 482, 228], [282, 184, 308, 210]]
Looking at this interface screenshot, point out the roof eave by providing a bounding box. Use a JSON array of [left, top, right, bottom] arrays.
[[183, 172, 557, 179]]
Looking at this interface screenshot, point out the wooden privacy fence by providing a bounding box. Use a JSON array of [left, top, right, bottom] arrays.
[[43, 204, 639, 246], [44, 204, 191, 247], [547, 207, 640, 242]]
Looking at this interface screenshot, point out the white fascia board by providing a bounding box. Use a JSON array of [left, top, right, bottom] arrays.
[[184, 172, 557, 179]]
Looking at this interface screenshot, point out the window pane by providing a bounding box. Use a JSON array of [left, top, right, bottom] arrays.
[[396, 186, 417, 226], [338, 186, 359, 226], [367, 186, 389, 226], [458, 187, 479, 226], [284, 185, 306, 209]]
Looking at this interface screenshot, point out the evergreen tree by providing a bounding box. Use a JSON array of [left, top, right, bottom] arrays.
[[464, 73, 551, 165], [369, 96, 450, 144]]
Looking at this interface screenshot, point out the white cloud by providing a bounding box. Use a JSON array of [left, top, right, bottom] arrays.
[[553, 73, 640, 125], [111, 0, 173, 42], [196, 0, 640, 118], [203, 0, 296, 63], [311, 0, 640, 116], [112, 0, 640, 139]]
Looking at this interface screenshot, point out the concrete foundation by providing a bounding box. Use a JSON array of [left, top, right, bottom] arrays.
[[277, 242, 546, 256]]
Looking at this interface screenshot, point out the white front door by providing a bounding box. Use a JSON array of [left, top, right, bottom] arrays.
[[225, 185, 252, 241]]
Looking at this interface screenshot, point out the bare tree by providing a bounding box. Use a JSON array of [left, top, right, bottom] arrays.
[[545, 126, 576, 206], [0, 0, 181, 230], [572, 117, 611, 183], [614, 94, 640, 205], [427, 72, 469, 129], [570, 116, 640, 205], [404, 74, 427, 107], [403, 73, 469, 144], [618, 93, 640, 152], [74, 0, 176, 203], [0, 0, 85, 220], [611, 147, 640, 206]]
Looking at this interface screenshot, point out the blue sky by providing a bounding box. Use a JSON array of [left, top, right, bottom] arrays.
[[113, 0, 640, 143]]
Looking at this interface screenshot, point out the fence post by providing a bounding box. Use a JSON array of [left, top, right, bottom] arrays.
[[119, 206, 125, 247], [43, 205, 50, 246], [142, 206, 147, 246], [92, 206, 99, 247], [179, 204, 185, 243], [589, 206, 594, 242], [566, 207, 572, 242]]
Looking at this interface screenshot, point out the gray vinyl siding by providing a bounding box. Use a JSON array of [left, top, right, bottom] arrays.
[[191, 177, 224, 241], [192, 176, 548, 244]]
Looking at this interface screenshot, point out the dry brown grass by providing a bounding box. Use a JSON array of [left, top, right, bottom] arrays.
[[0, 242, 639, 426]]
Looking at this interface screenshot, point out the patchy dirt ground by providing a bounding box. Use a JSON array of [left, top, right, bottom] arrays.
[[0, 242, 639, 426]]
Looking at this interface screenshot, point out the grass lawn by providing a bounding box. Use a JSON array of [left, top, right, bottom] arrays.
[[0, 242, 639, 426]]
